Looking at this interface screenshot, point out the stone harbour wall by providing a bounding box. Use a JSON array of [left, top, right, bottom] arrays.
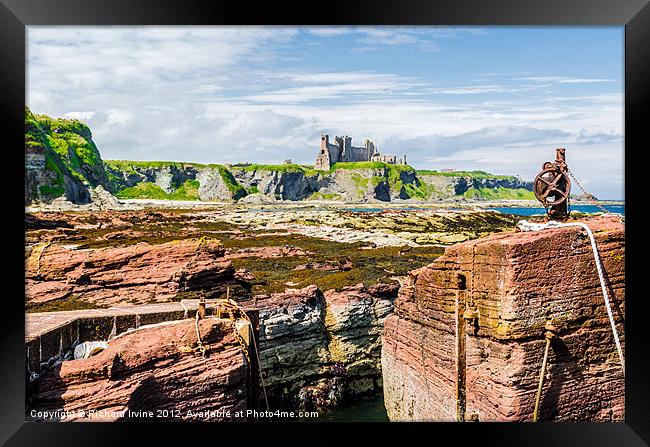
[[381, 215, 625, 421], [27, 318, 250, 421]]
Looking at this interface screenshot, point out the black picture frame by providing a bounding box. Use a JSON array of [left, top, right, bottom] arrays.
[[2, 0, 648, 445]]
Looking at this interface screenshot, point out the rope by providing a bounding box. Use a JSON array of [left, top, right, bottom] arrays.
[[206, 295, 271, 415], [195, 311, 207, 357], [517, 219, 625, 376], [180, 300, 189, 319], [532, 325, 556, 422]]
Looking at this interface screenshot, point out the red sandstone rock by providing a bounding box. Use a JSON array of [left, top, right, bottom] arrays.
[[382, 215, 625, 421], [25, 238, 238, 307], [28, 318, 248, 421]]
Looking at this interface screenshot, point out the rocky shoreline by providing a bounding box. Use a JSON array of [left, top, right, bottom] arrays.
[[25, 190, 623, 215], [25, 203, 522, 409], [24, 202, 625, 417]]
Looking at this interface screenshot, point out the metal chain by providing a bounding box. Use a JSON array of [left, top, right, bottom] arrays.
[[566, 168, 611, 214], [228, 311, 252, 365]]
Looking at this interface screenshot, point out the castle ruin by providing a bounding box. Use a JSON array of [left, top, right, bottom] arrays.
[[315, 134, 406, 170]]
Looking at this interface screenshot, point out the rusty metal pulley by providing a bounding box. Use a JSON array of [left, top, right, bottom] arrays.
[[534, 148, 571, 220]]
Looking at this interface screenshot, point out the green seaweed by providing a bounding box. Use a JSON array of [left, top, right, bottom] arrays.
[[26, 294, 102, 313]]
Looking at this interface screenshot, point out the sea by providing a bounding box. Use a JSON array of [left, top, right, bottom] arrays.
[[343, 204, 624, 216], [490, 204, 625, 216], [318, 395, 389, 422]]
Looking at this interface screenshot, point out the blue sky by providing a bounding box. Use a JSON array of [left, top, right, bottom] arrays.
[[27, 26, 624, 199]]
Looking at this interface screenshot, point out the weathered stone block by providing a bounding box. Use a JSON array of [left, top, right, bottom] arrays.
[[382, 216, 624, 421]]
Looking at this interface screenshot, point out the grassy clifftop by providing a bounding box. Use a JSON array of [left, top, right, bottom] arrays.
[[25, 108, 109, 202], [417, 169, 518, 181], [26, 110, 532, 203], [27, 109, 106, 181]]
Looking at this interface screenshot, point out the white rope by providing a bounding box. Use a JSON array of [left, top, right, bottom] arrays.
[[517, 219, 625, 376], [180, 300, 189, 319]]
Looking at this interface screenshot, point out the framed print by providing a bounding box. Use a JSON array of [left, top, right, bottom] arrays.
[[1, 0, 649, 445]]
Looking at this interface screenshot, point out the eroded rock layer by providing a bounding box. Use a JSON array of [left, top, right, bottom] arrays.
[[241, 283, 398, 409], [25, 238, 242, 308], [382, 216, 625, 421], [27, 318, 248, 421]]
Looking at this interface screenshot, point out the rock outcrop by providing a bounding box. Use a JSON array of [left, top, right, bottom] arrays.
[[25, 238, 242, 308], [232, 167, 322, 201], [382, 215, 625, 421], [25, 108, 102, 205], [26, 110, 533, 205], [241, 283, 398, 409], [419, 173, 531, 199], [27, 318, 249, 421]]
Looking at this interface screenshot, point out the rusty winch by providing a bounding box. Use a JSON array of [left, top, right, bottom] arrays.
[[534, 148, 571, 220]]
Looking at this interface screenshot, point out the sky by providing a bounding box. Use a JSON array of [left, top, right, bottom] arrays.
[[27, 26, 624, 199]]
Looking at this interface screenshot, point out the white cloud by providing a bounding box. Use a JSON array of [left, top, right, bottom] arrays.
[[428, 85, 514, 95], [26, 26, 624, 199], [303, 26, 486, 52], [62, 111, 96, 121], [515, 76, 613, 84], [304, 27, 351, 37]]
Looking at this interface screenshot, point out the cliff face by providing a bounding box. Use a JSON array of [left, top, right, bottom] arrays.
[[25, 108, 109, 205], [419, 173, 533, 200], [104, 162, 247, 202], [381, 215, 625, 421], [230, 165, 429, 202], [25, 110, 533, 204], [241, 283, 398, 409]]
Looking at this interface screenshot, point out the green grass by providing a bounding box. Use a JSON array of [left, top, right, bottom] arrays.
[[38, 184, 65, 198], [105, 161, 246, 199], [230, 163, 320, 177], [403, 182, 434, 200], [115, 179, 201, 201], [214, 165, 246, 197], [308, 192, 343, 201], [329, 161, 389, 171], [27, 108, 107, 191], [26, 108, 78, 200], [350, 173, 371, 197], [26, 108, 528, 204], [330, 162, 437, 199], [463, 187, 535, 200], [104, 160, 209, 174], [417, 169, 518, 181]]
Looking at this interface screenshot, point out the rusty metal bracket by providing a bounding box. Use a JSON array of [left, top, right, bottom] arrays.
[[534, 148, 571, 220]]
